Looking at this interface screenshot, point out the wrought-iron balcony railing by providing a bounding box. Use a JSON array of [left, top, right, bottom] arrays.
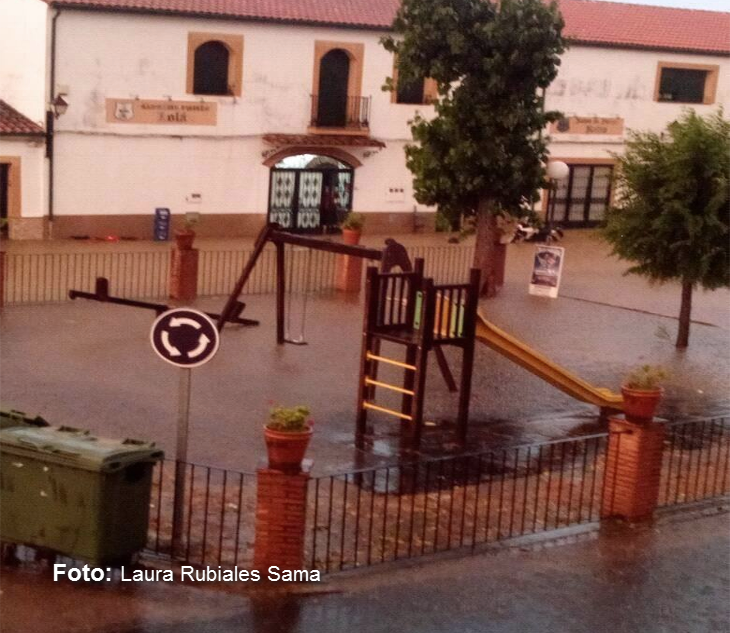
[[310, 95, 370, 129]]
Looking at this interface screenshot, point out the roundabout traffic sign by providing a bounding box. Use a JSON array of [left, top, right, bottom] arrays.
[[150, 308, 220, 368]]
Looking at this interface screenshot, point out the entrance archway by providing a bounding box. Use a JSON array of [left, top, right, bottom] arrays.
[[317, 50, 350, 127], [268, 153, 354, 233]]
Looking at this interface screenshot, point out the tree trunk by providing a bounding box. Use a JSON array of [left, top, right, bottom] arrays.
[[472, 199, 507, 297], [676, 280, 693, 349]]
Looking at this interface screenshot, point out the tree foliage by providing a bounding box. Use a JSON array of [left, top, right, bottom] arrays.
[[382, 0, 566, 221], [603, 109, 730, 348], [604, 110, 730, 290]]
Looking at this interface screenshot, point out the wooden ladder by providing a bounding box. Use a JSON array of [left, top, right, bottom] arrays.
[[356, 266, 433, 447]]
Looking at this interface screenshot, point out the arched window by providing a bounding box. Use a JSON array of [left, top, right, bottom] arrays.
[[193, 41, 230, 95], [317, 49, 350, 127]]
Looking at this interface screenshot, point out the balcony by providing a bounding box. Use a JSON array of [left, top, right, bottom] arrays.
[[310, 95, 370, 132]]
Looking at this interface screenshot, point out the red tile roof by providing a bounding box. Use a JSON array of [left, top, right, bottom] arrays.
[[47, 0, 403, 29], [0, 100, 44, 135], [45, 0, 730, 56], [560, 1, 730, 55]]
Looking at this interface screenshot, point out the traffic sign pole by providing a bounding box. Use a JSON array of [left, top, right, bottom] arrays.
[[149, 308, 220, 555], [172, 367, 192, 551]]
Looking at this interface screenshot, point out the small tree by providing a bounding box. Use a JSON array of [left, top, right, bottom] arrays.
[[604, 109, 730, 348], [382, 0, 565, 296]]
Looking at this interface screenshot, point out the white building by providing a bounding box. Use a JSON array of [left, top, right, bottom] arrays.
[[1, 0, 728, 239]]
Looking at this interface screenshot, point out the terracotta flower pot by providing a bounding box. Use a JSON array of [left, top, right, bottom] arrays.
[[342, 228, 361, 245], [621, 385, 663, 422], [174, 229, 196, 250], [264, 426, 313, 472]]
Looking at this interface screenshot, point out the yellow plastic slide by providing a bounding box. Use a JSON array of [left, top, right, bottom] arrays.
[[474, 310, 624, 411]]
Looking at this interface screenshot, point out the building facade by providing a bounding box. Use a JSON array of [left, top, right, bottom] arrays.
[[1, 0, 729, 239]]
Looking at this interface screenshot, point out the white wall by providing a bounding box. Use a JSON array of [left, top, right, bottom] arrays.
[[53, 12, 425, 139], [546, 45, 730, 160], [0, 0, 47, 123]]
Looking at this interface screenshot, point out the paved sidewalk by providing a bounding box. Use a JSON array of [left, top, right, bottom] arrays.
[[2, 509, 728, 633]]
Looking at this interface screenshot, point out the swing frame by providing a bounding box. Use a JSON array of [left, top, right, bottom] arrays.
[[217, 223, 412, 344]]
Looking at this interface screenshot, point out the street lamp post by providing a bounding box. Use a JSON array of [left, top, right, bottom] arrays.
[[544, 160, 569, 240]]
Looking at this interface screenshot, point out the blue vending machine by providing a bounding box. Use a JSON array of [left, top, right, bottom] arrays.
[[154, 208, 171, 241]]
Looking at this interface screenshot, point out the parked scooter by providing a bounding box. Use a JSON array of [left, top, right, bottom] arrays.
[[512, 216, 564, 244]]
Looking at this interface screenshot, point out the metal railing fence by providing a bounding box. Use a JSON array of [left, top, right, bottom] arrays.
[[658, 417, 730, 508], [3, 250, 169, 304], [305, 433, 608, 573], [2, 243, 476, 304], [146, 460, 257, 567]]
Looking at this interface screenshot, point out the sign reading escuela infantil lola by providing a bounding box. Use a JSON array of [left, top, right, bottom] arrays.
[[106, 98, 217, 125], [550, 116, 623, 136]]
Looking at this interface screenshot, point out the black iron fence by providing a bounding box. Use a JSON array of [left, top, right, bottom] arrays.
[[305, 433, 608, 573], [658, 417, 730, 508], [2, 243, 475, 305], [146, 460, 257, 567], [8, 417, 728, 574]]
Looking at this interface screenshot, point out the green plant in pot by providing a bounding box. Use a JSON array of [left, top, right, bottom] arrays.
[[621, 365, 668, 421], [341, 212, 365, 245], [175, 212, 199, 250], [264, 405, 313, 471]]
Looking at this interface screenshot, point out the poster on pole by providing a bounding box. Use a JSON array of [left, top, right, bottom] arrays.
[[528, 245, 565, 298]]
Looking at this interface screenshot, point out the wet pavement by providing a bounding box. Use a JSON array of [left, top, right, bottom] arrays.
[[2, 507, 728, 633], [1, 231, 728, 473]]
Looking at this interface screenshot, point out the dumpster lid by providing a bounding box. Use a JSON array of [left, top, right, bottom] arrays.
[[0, 407, 49, 429], [0, 426, 164, 472]]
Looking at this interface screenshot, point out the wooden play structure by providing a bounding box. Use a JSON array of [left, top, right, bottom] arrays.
[[356, 264, 481, 447]]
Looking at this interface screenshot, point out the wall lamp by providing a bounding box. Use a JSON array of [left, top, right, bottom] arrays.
[[51, 93, 69, 118]]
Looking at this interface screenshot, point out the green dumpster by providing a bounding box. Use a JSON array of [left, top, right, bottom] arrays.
[[0, 425, 163, 565], [0, 408, 48, 430]]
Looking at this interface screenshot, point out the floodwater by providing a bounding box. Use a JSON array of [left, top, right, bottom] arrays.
[[1, 232, 729, 633], [1, 277, 728, 474], [2, 509, 727, 632]]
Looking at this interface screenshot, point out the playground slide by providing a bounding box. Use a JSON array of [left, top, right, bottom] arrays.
[[474, 311, 623, 411]]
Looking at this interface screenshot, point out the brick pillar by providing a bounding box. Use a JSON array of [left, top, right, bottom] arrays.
[[169, 247, 199, 301], [601, 417, 665, 523], [253, 463, 310, 571], [335, 254, 363, 293]]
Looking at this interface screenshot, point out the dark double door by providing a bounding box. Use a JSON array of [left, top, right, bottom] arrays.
[[268, 168, 353, 233]]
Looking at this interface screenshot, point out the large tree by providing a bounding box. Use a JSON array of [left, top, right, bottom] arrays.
[[604, 109, 730, 349], [383, 0, 565, 296]]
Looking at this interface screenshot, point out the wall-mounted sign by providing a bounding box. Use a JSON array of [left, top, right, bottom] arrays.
[[528, 245, 565, 299], [106, 99, 217, 126], [550, 116, 624, 136]]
